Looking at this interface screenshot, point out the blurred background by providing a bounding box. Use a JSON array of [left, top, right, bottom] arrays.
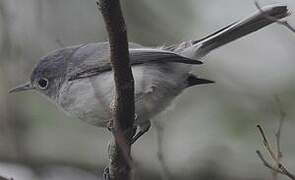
[[1, 0, 295, 179]]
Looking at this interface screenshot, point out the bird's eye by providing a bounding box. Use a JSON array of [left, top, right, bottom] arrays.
[[38, 78, 49, 89]]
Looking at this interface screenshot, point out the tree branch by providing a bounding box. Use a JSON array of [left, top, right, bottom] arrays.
[[97, 0, 135, 180], [256, 97, 295, 180]]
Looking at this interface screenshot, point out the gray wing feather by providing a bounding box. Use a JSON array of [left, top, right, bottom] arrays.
[[66, 43, 202, 81]]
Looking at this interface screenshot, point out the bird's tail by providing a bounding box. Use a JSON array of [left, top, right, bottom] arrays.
[[179, 5, 289, 58]]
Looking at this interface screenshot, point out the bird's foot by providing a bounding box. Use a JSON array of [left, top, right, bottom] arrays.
[[130, 121, 151, 144], [103, 166, 111, 180]]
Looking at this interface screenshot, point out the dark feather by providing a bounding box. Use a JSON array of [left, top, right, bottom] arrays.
[[66, 43, 202, 81], [186, 74, 214, 88]]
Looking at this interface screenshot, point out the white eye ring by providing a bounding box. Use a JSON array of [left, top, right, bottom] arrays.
[[38, 78, 49, 90]]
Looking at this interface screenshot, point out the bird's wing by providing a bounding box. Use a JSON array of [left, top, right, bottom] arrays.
[[66, 43, 202, 81]]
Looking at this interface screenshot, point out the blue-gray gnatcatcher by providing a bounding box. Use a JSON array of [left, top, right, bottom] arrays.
[[10, 5, 288, 143]]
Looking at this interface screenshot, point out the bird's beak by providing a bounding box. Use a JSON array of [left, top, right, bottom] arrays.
[[9, 82, 34, 93]]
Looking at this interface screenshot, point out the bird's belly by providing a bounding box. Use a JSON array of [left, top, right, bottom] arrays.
[[58, 64, 188, 127], [58, 78, 111, 127]]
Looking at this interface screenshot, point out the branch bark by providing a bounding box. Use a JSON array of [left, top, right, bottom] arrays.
[[97, 0, 135, 180]]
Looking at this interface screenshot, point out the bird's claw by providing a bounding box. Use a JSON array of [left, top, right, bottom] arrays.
[[103, 166, 111, 180]]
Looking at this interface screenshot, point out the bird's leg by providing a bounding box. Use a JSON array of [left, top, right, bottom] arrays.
[[103, 166, 111, 180], [106, 118, 113, 132], [107, 115, 151, 144], [130, 120, 151, 144]]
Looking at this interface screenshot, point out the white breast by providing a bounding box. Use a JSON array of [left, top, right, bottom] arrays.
[[57, 63, 189, 127]]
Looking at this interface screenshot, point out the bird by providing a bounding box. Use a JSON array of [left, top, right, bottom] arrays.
[[10, 5, 289, 144]]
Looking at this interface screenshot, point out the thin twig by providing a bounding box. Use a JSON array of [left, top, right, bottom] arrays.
[[256, 150, 281, 173], [280, 164, 295, 180], [272, 95, 286, 179], [256, 125, 295, 180], [256, 97, 295, 180], [257, 125, 277, 161], [255, 1, 295, 33], [274, 96, 285, 165]]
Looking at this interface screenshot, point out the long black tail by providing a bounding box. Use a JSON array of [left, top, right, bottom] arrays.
[[181, 5, 289, 58]]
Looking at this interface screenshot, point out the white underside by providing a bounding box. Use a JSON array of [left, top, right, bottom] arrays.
[[57, 63, 190, 127]]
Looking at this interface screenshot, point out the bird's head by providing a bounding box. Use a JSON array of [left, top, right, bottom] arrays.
[[9, 47, 75, 100]]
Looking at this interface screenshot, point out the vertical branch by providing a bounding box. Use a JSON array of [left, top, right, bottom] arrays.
[[97, 0, 135, 180]]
